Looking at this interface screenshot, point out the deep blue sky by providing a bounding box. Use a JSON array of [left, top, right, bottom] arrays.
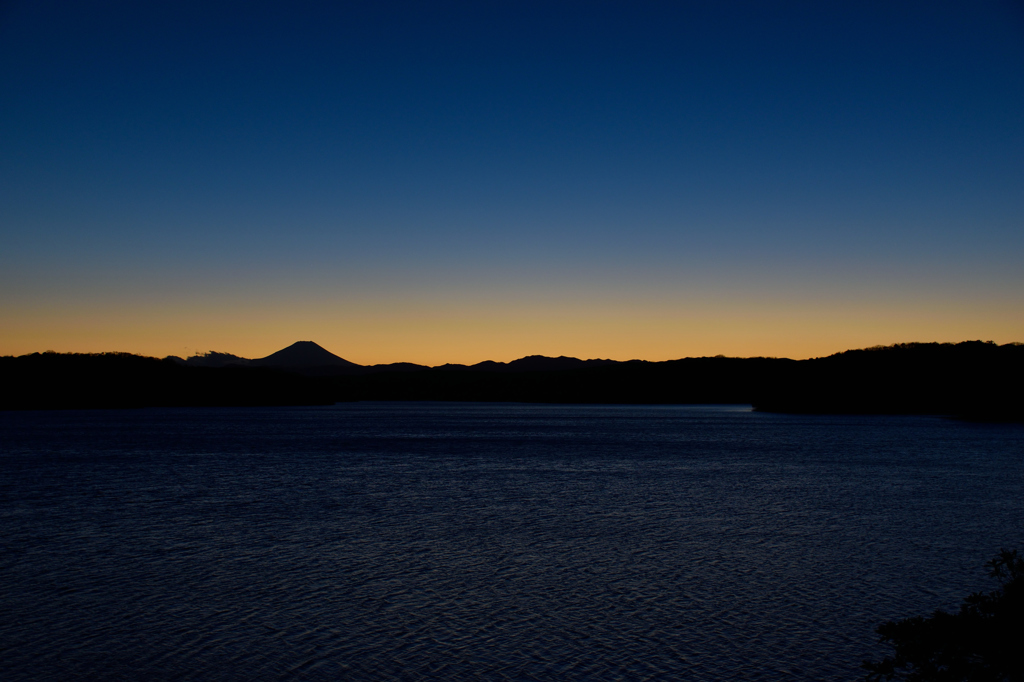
[[2, 1, 1022, 362]]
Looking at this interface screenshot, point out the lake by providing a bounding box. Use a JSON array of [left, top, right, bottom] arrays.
[[1, 403, 1022, 680]]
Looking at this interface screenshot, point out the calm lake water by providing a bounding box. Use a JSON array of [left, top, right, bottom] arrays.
[[1, 403, 1022, 681]]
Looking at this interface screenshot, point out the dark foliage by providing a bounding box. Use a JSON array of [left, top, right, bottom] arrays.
[[750, 341, 1023, 421], [863, 550, 1024, 682], [331, 341, 1022, 419], [0, 352, 334, 409], [331, 356, 784, 404]]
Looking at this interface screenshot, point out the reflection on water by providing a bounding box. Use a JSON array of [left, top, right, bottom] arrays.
[[1, 403, 1022, 680]]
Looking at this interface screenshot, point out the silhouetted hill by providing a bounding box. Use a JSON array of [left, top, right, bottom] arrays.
[[750, 341, 1023, 421], [366, 362, 431, 373], [2, 341, 1021, 420], [327, 342, 1021, 419], [250, 341, 358, 369], [183, 351, 250, 368], [176, 341, 362, 376], [432, 356, 616, 372], [333, 356, 776, 404], [0, 352, 333, 410], [505, 355, 615, 371], [178, 342, 625, 376]]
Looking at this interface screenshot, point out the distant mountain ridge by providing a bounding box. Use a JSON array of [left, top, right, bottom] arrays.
[[178, 342, 615, 375], [181, 341, 359, 373], [4, 340, 1022, 420], [249, 341, 358, 369]]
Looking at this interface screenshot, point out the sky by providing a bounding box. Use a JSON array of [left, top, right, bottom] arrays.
[[1, 1, 1022, 364]]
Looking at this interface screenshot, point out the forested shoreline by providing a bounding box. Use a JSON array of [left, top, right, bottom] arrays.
[[2, 341, 1021, 421]]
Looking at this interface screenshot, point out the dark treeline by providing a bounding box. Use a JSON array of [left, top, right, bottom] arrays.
[[331, 356, 783, 404], [754, 341, 1023, 421], [0, 352, 334, 410], [2, 341, 1021, 420]]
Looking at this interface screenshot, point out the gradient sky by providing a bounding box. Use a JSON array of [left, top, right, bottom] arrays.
[[2, 1, 1022, 364]]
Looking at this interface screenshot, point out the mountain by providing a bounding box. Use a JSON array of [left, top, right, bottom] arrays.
[[179, 342, 358, 371], [181, 344, 614, 374], [250, 341, 359, 369]]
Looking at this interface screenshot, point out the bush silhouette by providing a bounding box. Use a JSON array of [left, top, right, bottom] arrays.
[[863, 549, 1024, 681]]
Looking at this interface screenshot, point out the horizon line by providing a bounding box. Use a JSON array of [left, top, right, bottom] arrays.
[[8, 338, 1019, 368]]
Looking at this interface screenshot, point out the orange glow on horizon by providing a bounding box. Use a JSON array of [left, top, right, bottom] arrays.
[[3, 295, 1021, 365]]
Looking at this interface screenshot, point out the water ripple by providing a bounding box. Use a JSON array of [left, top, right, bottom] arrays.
[[1, 404, 1023, 680]]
